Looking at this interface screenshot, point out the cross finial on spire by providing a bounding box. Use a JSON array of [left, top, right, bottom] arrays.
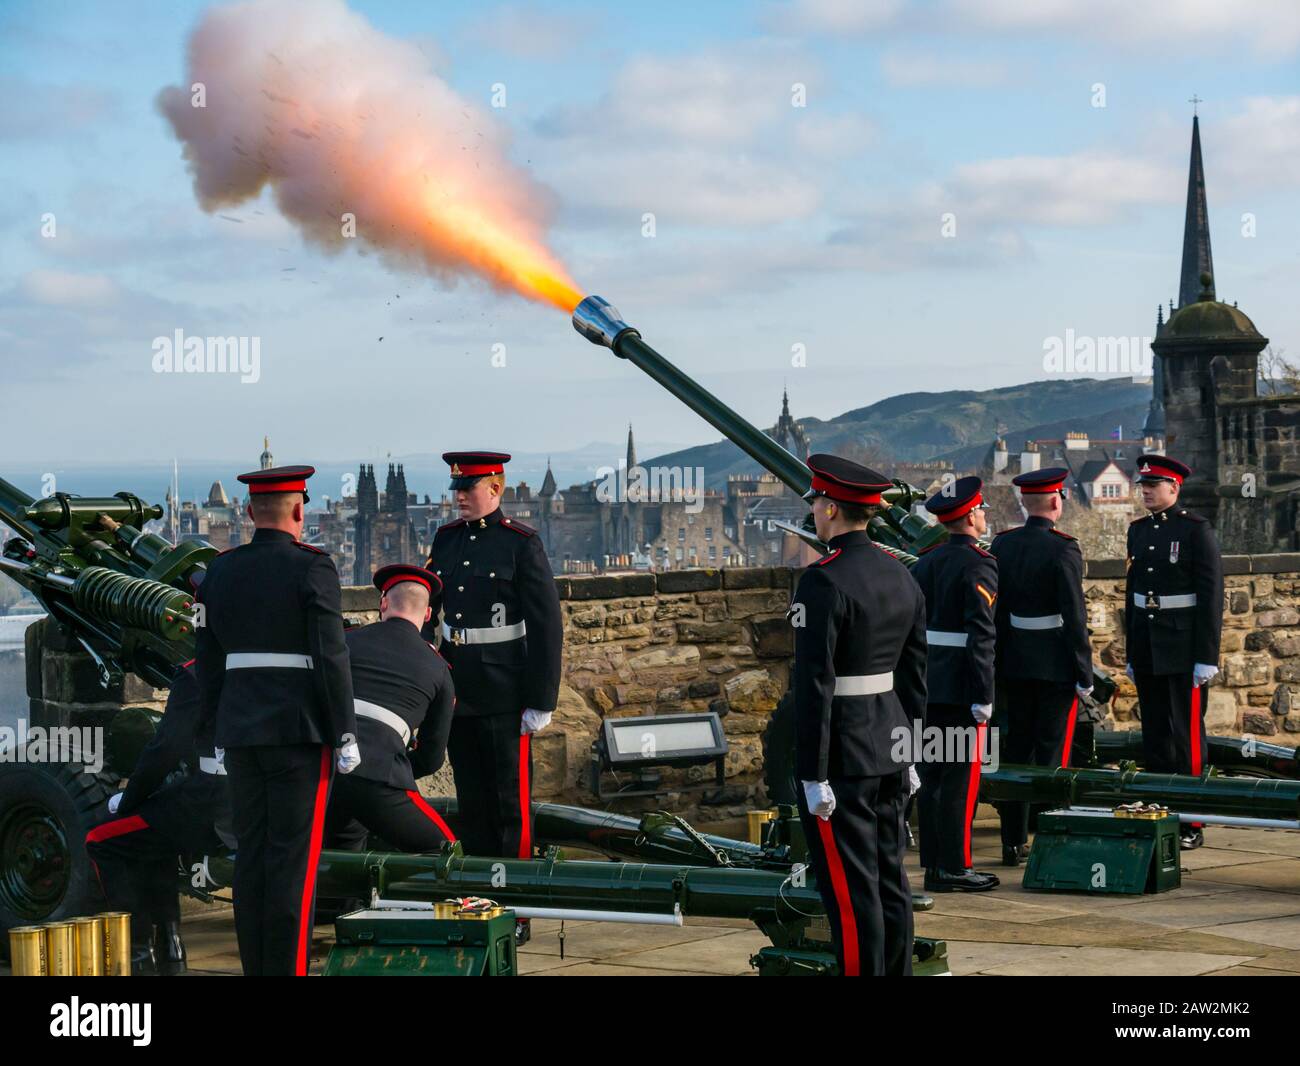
[[1189, 94, 1202, 116]]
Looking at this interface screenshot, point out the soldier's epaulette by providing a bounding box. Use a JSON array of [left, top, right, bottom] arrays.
[[917, 543, 942, 555], [501, 517, 536, 536], [811, 548, 842, 567], [1177, 509, 1207, 523], [426, 640, 446, 662], [435, 519, 467, 536], [1049, 528, 1077, 541], [967, 542, 993, 558], [1130, 514, 1148, 524], [992, 527, 1020, 538], [293, 541, 328, 555]]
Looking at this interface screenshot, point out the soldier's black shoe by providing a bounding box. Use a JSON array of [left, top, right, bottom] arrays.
[[924, 867, 1000, 892], [1179, 828, 1204, 851], [131, 945, 158, 977], [514, 918, 531, 947], [153, 921, 187, 976], [1001, 844, 1030, 866]]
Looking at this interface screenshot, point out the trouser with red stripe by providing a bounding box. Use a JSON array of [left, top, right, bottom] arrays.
[[797, 769, 913, 976], [916, 703, 985, 872], [446, 713, 532, 858], [224, 744, 333, 977], [324, 774, 456, 852], [1134, 672, 1209, 776], [998, 679, 1079, 847], [85, 779, 225, 947]]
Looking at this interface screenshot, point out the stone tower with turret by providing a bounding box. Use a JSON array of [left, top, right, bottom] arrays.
[[1152, 114, 1286, 550]]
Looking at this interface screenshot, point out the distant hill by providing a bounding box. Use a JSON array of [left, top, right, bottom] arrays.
[[645, 378, 1151, 489]]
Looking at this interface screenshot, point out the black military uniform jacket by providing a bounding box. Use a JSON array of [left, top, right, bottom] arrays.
[[346, 617, 456, 790], [990, 516, 1092, 687], [910, 534, 998, 707], [119, 664, 234, 845], [1125, 505, 1223, 675], [791, 531, 928, 781], [195, 528, 356, 749], [423, 508, 562, 718]]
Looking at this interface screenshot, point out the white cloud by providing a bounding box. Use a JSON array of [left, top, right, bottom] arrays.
[[1213, 96, 1300, 190], [941, 153, 1178, 226], [946, 0, 1300, 58], [19, 270, 119, 308], [880, 50, 1008, 88], [766, 0, 905, 34], [793, 112, 879, 157]]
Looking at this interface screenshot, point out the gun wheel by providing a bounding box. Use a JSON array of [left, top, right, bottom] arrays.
[[0, 758, 120, 938]]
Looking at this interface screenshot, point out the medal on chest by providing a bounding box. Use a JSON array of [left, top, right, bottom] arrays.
[[1169, 540, 1179, 564]]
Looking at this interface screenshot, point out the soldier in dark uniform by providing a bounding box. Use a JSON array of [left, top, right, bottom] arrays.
[[424, 451, 562, 942], [86, 662, 233, 975], [911, 476, 1000, 892], [194, 465, 357, 976], [1125, 454, 1223, 850], [791, 454, 927, 976], [324, 564, 457, 851], [990, 468, 1094, 866]]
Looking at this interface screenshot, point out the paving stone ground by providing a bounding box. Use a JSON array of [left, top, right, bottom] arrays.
[[7, 806, 1300, 977]]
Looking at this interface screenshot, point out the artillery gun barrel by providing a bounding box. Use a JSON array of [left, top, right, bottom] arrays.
[[981, 764, 1300, 827], [572, 296, 814, 496], [315, 848, 824, 924]]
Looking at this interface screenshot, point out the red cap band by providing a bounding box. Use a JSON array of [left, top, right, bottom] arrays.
[[381, 573, 432, 593], [936, 492, 983, 521], [248, 478, 307, 495], [450, 462, 503, 477], [1019, 479, 1065, 494], [811, 473, 884, 505]]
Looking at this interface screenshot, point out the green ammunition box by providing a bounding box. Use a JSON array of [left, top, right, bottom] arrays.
[[1022, 808, 1181, 895], [322, 906, 519, 976]]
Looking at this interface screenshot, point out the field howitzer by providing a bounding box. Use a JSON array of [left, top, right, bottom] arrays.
[[572, 295, 943, 563], [0, 477, 210, 688]]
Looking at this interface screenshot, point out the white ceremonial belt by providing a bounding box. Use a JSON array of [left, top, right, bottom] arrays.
[[226, 652, 314, 670], [834, 672, 894, 696], [198, 756, 227, 776], [926, 630, 969, 648], [1010, 613, 1064, 630], [1134, 593, 1197, 610], [441, 620, 527, 646], [355, 700, 411, 746]]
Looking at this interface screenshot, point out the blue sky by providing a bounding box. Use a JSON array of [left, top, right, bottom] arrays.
[[1, 0, 1296, 481]]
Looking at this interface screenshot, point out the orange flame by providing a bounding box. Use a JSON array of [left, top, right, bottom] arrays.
[[158, 0, 583, 314]]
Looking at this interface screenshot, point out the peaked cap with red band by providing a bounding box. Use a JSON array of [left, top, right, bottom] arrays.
[[802, 453, 893, 506], [924, 475, 985, 522], [1135, 453, 1190, 485], [237, 464, 315, 502], [1012, 466, 1069, 494], [443, 450, 511, 490], [373, 563, 443, 597]]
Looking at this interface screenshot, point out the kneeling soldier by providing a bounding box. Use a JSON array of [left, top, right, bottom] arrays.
[[87, 662, 233, 975], [325, 564, 457, 851]]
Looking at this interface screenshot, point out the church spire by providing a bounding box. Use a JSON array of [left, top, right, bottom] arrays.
[[1178, 111, 1214, 309], [625, 423, 637, 472]]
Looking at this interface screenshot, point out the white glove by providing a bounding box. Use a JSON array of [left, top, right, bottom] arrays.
[[1075, 683, 1094, 698], [907, 765, 921, 796], [214, 746, 225, 767], [520, 708, 552, 735], [336, 741, 361, 774], [1193, 663, 1219, 686], [802, 780, 836, 819], [107, 793, 122, 814], [971, 703, 993, 724], [1125, 663, 1134, 681]]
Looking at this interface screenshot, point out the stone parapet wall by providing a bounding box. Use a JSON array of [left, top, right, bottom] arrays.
[[29, 556, 1300, 827]]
